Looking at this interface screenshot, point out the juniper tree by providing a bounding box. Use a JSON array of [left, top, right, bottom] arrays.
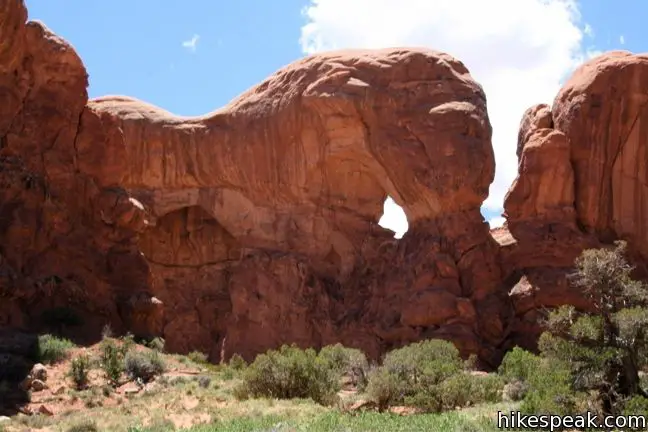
[[538, 241, 648, 415]]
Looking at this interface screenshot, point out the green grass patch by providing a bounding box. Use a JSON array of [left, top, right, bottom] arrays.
[[181, 409, 499, 432], [37, 334, 76, 364]]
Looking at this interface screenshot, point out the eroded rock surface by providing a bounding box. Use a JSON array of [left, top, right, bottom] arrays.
[[502, 51, 648, 350], [0, 0, 508, 366], [3, 0, 647, 369]]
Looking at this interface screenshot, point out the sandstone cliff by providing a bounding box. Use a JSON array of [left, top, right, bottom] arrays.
[[0, 0, 509, 366], [1, 0, 647, 369], [502, 51, 648, 349]]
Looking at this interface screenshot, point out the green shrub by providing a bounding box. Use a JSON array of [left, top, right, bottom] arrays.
[[124, 350, 165, 382], [463, 354, 478, 371], [187, 351, 209, 364], [382, 339, 462, 385], [503, 380, 528, 401], [146, 337, 165, 353], [121, 333, 136, 352], [100, 338, 125, 385], [498, 346, 541, 383], [366, 339, 464, 412], [229, 353, 247, 370], [422, 372, 505, 411], [365, 367, 403, 411], [69, 354, 91, 389], [437, 373, 472, 409], [318, 343, 369, 389], [197, 375, 211, 388], [623, 395, 648, 416], [37, 334, 76, 364], [468, 373, 505, 404], [234, 344, 339, 405], [536, 242, 648, 415], [520, 357, 578, 415], [221, 366, 235, 381]]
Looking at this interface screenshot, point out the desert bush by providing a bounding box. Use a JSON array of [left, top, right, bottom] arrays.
[[503, 380, 529, 401], [234, 344, 339, 405], [382, 339, 462, 385], [408, 372, 505, 411], [146, 337, 165, 352], [499, 346, 578, 414], [188, 350, 209, 364], [99, 338, 125, 385], [498, 346, 541, 383], [366, 339, 464, 412], [69, 354, 91, 389], [229, 353, 247, 370], [121, 333, 135, 352], [318, 343, 369, 388], [124, 350, 166, 382], [197, 375, 212, 388], [533, 241, 648, 415], [437, 373, 473, 409], [365, 367, 402, 411], [468, 373, 505, 404], [520, 357, 580, 415], [623, 395, 648, 417], [221, 366, 235, 380], [463, 353, 478, 371], [37, 334, 76, 364]]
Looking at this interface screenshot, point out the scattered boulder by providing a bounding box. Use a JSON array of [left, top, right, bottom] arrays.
[[30, 363, 47, 382], [30, 379, 48, 392], [38, 404, 54, 416]]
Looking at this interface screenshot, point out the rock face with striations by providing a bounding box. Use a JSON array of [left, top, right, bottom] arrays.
[[0, 0, 510, 365], [502, 51, 648, 350], [2, 0, 648, 368]]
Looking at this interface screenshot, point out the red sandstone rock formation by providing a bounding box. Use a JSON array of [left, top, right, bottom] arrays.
[[0, 0, 509, 365], [3, 0, 647, 368], [502, 51, 648, 350]]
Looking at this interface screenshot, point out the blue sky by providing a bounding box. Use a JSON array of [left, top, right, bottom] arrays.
[[24, 0, 645, 236]]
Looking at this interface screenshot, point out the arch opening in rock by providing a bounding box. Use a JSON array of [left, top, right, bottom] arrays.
[[481, 206, 506, 229], [378, 196, 409, 239]]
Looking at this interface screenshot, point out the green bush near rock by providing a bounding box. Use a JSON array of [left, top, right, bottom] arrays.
[[234, 344, 340, 405], [124, 350, 166, 383], [37, 334, 76, 364]]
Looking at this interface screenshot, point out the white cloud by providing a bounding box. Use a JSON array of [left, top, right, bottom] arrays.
[[620, 35, 625, 45], [488, 216, 506, 229], [300, 0, 591, 235], [182, 34, 200, 52], [583, 23, 594, 37]]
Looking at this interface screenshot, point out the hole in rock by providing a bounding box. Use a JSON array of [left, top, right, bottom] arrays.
[[481, 206, 506, 229], [378, 196, 408, 239]]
